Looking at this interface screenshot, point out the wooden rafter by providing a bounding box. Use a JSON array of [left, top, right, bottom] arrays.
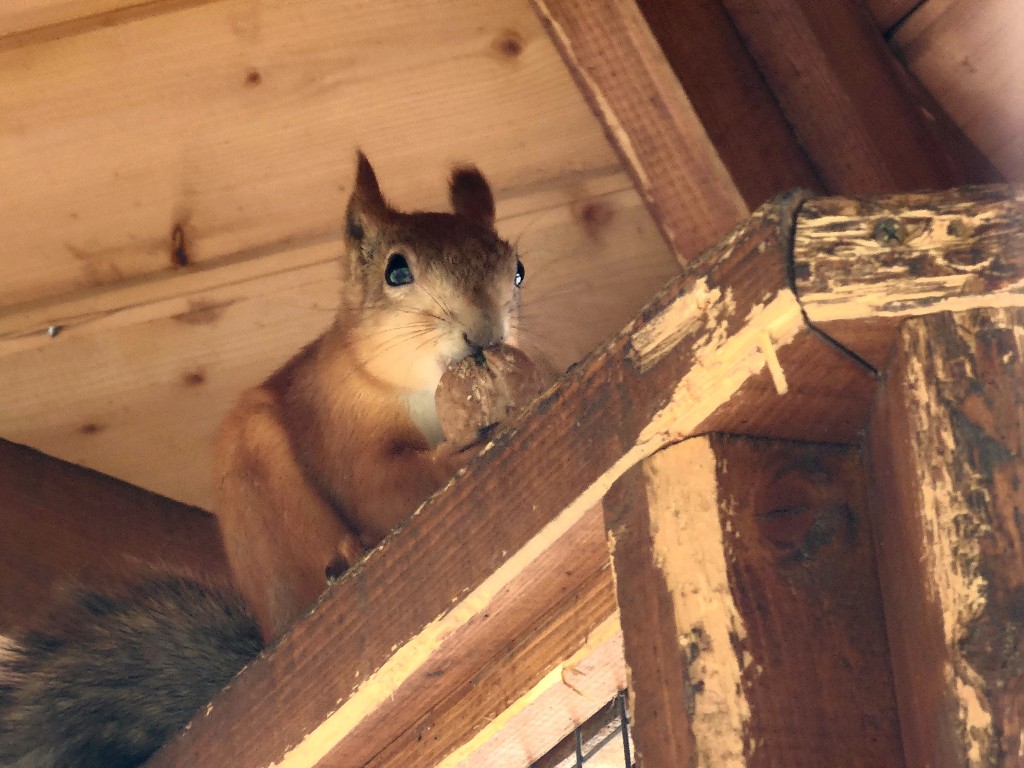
[[140, 182, 1022, 766]]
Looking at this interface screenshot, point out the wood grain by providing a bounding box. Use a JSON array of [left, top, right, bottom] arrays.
[[720, 0, 997, 194], [606, 436, 903, 766], [143, 191, 863, 767], [793, 185, 1024, 369], [635, 0, 822, 206], [533, 0, 750, 266], [0, 437, 228, 638], [867, 307, 1024, 765], [892, 0, 1024, 181], [0, 176, 677, 509], [716, 437, 903, 766], [0, 0, 622, 308], [0, 1, 211, 43]]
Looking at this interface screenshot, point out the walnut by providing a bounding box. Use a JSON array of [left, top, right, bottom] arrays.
[[435, 344, 544, 446]]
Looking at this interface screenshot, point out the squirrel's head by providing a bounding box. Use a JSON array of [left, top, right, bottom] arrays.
[[339, 152, 523, 392]]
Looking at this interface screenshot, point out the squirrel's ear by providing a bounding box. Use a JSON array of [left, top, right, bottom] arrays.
[[450, 166, 495, 230], [345, 151, 388, 242]]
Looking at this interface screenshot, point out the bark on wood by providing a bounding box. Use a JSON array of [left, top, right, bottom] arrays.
[[794, 185, 1024, 369], [719, 0, 999, 194], [0, 437, 228, 637], [867, 307, 1024, 766], [533, 0, 751, 266], [606, 436, 903, 766]]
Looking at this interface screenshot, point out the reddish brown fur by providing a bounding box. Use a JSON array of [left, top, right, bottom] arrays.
[[215, 154, 521, 641]]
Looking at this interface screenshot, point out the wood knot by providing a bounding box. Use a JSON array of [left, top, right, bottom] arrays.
[[946, 218, 968, 237], [872, 217, 906, 246], [492, 30, 525, 59], [576, 200, 614, 240], [755, 466, 854, 562]]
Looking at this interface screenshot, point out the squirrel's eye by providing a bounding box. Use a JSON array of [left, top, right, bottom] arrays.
[[385, 253, 414, 287], [515, 259, 525, 287]]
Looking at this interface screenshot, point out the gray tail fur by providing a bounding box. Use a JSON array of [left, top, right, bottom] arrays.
[[0, 574, 263, 768]]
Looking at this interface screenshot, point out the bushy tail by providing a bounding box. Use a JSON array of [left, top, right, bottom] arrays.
[[0, 574, 262, 768]]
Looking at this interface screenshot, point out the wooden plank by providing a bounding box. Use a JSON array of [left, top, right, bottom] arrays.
[[603, 456, 698, 766], [635, 0, 822, 207], [0, 178, 678, 509], [892, 0, 1024, 181], [793, 185, 1024, 369], [144, 190, 866, 767], [0, 1, 190, 42], [427, 614, 625, 767], [719, 0, 998, 194], [867, 307, 1024, 765], [605, 436, 903, 766], [0, 0, 623, 308], [532, 0, 751, 266], [366, 505, 622, 768], [528, 694, 631, 768], [0, 437, 228, 638]]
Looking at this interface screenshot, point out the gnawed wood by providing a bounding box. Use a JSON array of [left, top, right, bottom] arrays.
[[794, 184, 1024, 368], [867, 307, 1024, 766], [606, 436, 902, 766]]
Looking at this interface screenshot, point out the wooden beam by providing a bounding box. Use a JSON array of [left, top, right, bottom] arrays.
[[146, 188, 873, 766], [0, 437, 228, 637], [793, 185, 1024, 370], [605, 436, 903, 765], [366, 505, 623, 768], [867, 307, 1024, 765], [634, 0, 823, 206], [719, 0, 1000, 193], [532, 0, 751, 265]]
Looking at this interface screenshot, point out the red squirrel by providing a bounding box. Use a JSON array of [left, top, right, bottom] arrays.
[[215, 152, 525, 640], [0, 154, 534, 768]]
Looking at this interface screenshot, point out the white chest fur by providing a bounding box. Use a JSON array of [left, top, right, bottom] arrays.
[[402, 388, 444, 448]]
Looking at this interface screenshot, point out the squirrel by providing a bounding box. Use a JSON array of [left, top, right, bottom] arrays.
[[0, 153, 531, 767], [215, 150, 525, 642]]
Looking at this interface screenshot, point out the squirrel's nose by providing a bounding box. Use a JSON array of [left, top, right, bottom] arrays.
[[462, 313, 506, 354], [462, 325, 501, 366]]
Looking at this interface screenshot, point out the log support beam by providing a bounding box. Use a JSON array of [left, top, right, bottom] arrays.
[[606, 436, 903, 766], [868, 307, 1024, 766]]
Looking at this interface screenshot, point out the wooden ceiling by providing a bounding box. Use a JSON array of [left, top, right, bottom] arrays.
[[0, 0, 1019, 512]]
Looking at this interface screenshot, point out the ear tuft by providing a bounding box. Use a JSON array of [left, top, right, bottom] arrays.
[[450, 166, 495, 229], [346, 150, 388, 241]]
